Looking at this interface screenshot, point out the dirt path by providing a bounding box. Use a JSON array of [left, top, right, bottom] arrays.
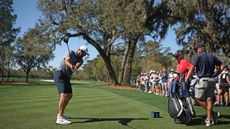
[[105, 85, 138, 90], [0, 81, 29, 85]]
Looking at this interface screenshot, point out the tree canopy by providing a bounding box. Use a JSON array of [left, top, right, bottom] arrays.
[[37, 0, 174, 85], [167, 0, 230, 57], [15, 25, 54, 82], [0, 0, 19, 82]]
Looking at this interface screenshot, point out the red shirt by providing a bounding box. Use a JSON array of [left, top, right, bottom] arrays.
[[176, 58, 192, 78]]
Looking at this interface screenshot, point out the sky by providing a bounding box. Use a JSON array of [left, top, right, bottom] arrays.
[[12, 0, 181, 68]]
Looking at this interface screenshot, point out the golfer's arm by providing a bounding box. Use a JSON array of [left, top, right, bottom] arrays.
[[64, 57, 73, 69], [185, 65, 195, 81], [74, 63, 81, 70]]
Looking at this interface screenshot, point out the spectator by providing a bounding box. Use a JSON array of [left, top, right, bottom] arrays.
[[136, 74, 141, 88], [148, 70, 154, 93], [218, 65, 230, 107], [161, 69, 168, 96], [214, 67, 223, 106], [144, 73, 149, 92], [151, 70, 158, 94], [139, 73, 145, 92], [168, 69, 175, 91], [155, 71, 161, 95]]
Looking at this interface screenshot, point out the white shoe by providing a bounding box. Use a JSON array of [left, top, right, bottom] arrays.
[[57, 114, 71, 119], [63, 114, 71, 119], [205, 119, 213, 127], [56, 117, 71, 125]]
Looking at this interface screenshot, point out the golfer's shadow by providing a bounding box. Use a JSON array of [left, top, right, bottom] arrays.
[[71, 117, 149, 126]]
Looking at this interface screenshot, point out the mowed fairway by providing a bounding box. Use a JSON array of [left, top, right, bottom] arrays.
[[0, 81, 229, 129]]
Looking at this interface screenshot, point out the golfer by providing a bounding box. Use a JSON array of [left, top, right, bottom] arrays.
[[54, 45, 88, 124]]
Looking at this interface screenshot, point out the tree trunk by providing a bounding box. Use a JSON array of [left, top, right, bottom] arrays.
[[1, 68, 3, 82], [83, 34, 119, 85], [25, 67, 31, 83], [118, 44, 129, 84], [26, 71, 29, 83], [1, 48, 5, 82], [7, 62, 10, 82], [100, 53, 119, 84], [1, 66, 3, 82], [1, 66, 5, 82], [122, 38, 138, 85], [7, 70, 10, 82], [7, 68, 10, 82]]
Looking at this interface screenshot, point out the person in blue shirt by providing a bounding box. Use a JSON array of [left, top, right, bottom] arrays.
[[185, 43, 224, 126], [161, 69, 168, 96], [54, 46, 88, 125]]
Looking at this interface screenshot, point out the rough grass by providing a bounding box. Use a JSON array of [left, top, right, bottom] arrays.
[[0, 81, 229, 129]]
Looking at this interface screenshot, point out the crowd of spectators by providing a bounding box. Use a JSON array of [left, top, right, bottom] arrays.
[[136, 68, 174, 97], [136, 66, 230, 107]]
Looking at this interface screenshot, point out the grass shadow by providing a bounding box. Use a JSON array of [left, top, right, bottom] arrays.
[[219, 114, 230, 119], [186, 117, 203, 126], [186, 115, 230, 126], [71, 117, 149, 126]]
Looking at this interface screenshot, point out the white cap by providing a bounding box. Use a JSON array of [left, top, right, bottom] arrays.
[[79, 45, 89, 55]]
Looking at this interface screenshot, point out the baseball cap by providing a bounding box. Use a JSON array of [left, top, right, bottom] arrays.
[[174, 50, 184, 59], [79, 46, 89, 55], [194, 43, 205, 50]]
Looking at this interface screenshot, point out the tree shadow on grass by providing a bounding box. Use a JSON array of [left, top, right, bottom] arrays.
[[219, 114, 230, 119], [217, 115, 230, 125], [71, 117, 149, 128]]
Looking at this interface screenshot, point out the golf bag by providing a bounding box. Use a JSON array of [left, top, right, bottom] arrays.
[[168, 78, 195, 124]]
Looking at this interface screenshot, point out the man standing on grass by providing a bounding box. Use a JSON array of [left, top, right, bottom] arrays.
[[175, 51, 196, 98], [54, 46, 88, 125], [185, 43, 224, 127]]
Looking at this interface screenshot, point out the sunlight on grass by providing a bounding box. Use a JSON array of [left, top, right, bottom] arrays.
[[0, 81, 229, 129]]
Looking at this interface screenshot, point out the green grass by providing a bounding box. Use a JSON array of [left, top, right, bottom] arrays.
[[0, 81, 229, 129]]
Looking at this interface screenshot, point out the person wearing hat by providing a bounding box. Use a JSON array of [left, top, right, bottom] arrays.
[[172, 50, 196, 123], [185, 43, 224, 126], [174, 50, 192, 80], [54, 45, 89, 124]]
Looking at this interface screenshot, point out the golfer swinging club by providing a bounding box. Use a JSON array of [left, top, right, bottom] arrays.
[[54, 45, 89, 124]]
